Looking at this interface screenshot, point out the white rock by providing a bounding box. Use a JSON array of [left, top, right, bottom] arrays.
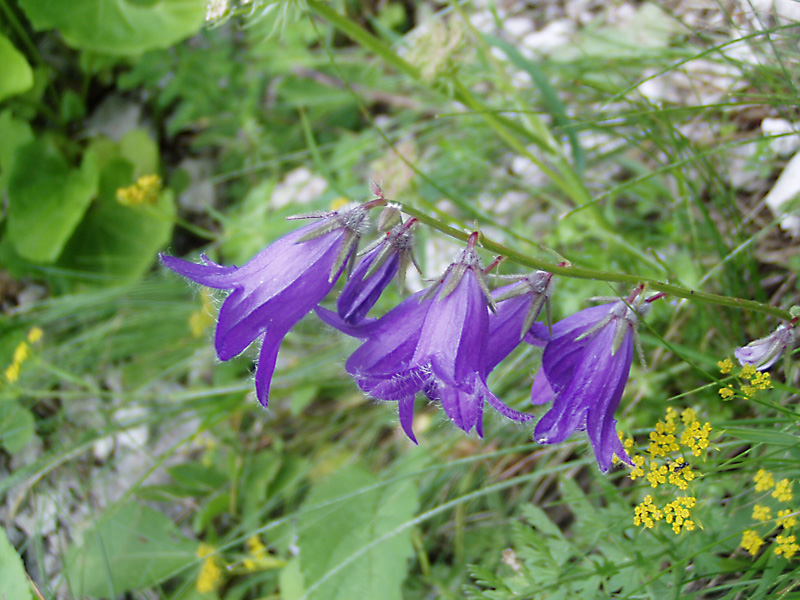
[[177, 158, 216, 213], [504, 16, 534, 38], [762, 117, 800, 157], [271, 167, 328, 209], [764, 149, 800, 237], [522, 21, 574, 54]]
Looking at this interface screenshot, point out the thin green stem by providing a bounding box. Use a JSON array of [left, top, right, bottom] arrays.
[[398, 204, 793, 321]]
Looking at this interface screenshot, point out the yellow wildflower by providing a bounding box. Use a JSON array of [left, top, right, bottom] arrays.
[[634, 495, 663, 528], [773, 479, 793, 503], [330, 197, 350, 210], [755, 469, 775, 492], [116, 174, 161, 206], [778, 509, 797, 529], [718, 386, 734, 400], [752, 504, 772, 522], [629, 455, 646, 480], [646, 462, 668, 488], [667, 458, 695, 490], [775, 534, 800, 559], [4, 362, 20, 384], [752, 371, 772, 390], [648, 418, 679, 458], [12, 342, 29, 365], [680, 419, 712, 457], [739, 364, 757, 380], [196, 544, 223, 593], [718, 358, 733, 374], [663, 496, 696, 534], [740, 529, 765, 557], [27, 327, 43, 344]]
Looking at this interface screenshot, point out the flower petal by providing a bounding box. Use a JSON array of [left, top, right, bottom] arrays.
[[398, 396, 418, 444], [337, 244, 400, 324], [254, 326, 289, 408]]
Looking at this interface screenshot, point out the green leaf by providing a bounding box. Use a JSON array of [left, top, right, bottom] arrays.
[[0, 110, 34, 194], [0, 34, 33, 101], [0, 526, 32, 600], [296, 465, 418, 600], [18, 0, 205, 56], [57, 157, 175, 283], [0, 401, 36, 455], [6, 141, 99, 262], [64, 501, 196, 597], [725, 427, 800, 446]]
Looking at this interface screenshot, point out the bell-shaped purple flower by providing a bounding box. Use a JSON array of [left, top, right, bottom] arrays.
[[160, 203, 370, 407], [531, 290, 655, 472], [735, 323, 797, 371], [316, 238, 544, 440], [337, 219, 417, 324]]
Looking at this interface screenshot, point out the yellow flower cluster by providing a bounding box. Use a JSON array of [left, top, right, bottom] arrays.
[[633, 495, 662, 528], [116, 174, 162, 206], [775, 534, 800, 559], [663, 496, 697, 534], [189, 289, 216, 337], [718, 360, 772, 401], [196, 543, 224, 593], [241, 535, 284, 572], [4, 327, 43, 383], [740, 469, 799, 559], [741, 530, 765, 556], [629, 407, 712, 535]]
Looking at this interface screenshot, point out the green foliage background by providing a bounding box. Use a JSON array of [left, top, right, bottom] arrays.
[[1, 0, 800, 598]]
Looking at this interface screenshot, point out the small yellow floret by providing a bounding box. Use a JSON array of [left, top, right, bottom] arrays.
[[196, 544, 223, 593], [752, 504, 772, 522], [755, 469, 775, 492], [27, 327, 43, 344], [663, 496, 696, 534], [718, 386, 734, 400], [633, 495, 663, 528], [778, 509, 797, 529], [667, 458, 695, 490], [629, 455, 646, 480], [752, 371, 772, 390], [773, 479, 793, 503], [4, 362, 20, 383], [775, 534, 800, 559], [718, 358, 733, 374], [739, 364, 758, 380], [647, 462, 669, 488], [330, 197, 350, 210], [13, 342, 29, 365], [741, 529, 765, 557]]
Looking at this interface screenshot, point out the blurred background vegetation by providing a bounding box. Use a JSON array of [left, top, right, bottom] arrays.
[[1, 0, 800, 598]]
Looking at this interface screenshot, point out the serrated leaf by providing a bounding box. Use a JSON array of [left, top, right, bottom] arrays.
[[6, 141, 99, 262], [0, 34, 33, 101], [64, 501, 196, 597], [520, 504, 564, 539], [296, 465, 418, 600], [18, 0, 205, 56], [0, 526, 32, 600]]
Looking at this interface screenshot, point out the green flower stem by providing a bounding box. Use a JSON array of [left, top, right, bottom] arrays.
[[399, 204, 793, 321]]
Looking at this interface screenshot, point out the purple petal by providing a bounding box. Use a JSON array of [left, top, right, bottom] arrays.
[[534, 321, 621, 444], [438, 384, 483, 435], [214, 228, 346, 360], [337, 243, 400, 324], [314, 306, 379, 339], [523, 322, 551, 347], [486, 294, 534, 371], [159, 253, 239, 288], [398, 396, 418, 444], [413, 269, 489, 385], [254, 326, 289, 408], [530, 369, 557, 405]]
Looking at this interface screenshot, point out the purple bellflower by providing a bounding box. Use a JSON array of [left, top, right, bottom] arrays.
[[735, 322, 798, 371], [337, 218, 417, 324], [316, 239, 548, 440], [160, 203, 371, 408], [530, 288, 658, 472]]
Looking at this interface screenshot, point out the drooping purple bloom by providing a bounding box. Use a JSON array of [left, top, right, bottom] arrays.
[[337, 220, 416, 324], [735, 323, 797, 371], [316, 245, 547, 440], [531, 291, 654, 472], [160, 204, 369, 407]]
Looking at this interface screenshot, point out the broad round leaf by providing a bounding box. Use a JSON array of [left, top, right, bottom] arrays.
[[0, 35, 33, 101], [18, 0, 205, 56]]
